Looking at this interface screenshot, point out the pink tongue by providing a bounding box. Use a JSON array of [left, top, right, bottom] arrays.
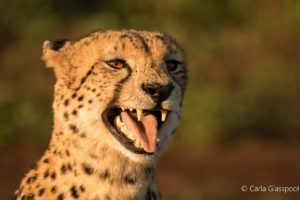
[[120, 111, 158, 153]]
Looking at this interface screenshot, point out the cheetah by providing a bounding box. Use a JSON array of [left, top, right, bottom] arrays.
[[15, 29, 187, 200]]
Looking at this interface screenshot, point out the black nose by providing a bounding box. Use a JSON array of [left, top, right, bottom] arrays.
[[141, 82, 174, 104]]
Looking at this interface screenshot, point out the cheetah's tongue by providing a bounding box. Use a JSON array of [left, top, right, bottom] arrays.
[[120, 111, 157, 153]]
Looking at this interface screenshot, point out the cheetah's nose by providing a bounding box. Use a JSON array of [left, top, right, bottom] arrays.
[[141, 82, 174, 104]]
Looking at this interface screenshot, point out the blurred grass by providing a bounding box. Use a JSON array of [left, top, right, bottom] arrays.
[[1, 0, 300, 199]]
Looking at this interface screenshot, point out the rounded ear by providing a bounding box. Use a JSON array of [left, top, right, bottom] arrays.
[[42, 39, 70, 69]]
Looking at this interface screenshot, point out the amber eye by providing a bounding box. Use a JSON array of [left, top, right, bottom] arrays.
[[166, 60, 181, 71], [106, 59, 127, 69]]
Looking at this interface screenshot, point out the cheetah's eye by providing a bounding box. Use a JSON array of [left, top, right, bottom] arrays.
[[166, 60, 182, 71], [106, 59, 127, 69]]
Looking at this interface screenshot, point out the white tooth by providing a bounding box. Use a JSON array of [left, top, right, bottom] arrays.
[[116, 116, 121, 126], [156, 138, 160, 143], [120, 106, 125, 111], [121, 126, 127, 133], [161, 110, 168, 122], [136, 109, 143, 121], [129, 108, 133, 112], [134, 140, 141, 148], [128, 134, 135, 140]]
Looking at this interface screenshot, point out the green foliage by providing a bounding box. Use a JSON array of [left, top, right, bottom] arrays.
[[1, 0, 300, 145]]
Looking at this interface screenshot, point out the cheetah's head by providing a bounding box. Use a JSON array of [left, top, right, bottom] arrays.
[[43, 30, 187, 162]]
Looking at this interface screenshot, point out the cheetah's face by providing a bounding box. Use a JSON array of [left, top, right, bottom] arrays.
[[43, 30, 187, 160]]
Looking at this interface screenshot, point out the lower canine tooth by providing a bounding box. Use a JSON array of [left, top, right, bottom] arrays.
[[161, 110, 168, 121], [136, 109, 143, 121]]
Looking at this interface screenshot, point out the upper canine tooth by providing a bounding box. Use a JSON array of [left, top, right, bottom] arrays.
[[129, 108, 133, 112], [161, 110, 168, 122], [136, 109, 143, 121], [120, 106, 125, 111]]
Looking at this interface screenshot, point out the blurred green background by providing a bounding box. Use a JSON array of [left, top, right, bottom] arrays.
[[1, 0, 300, 199]]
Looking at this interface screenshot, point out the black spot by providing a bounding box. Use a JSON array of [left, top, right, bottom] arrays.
[[63, 112, 69, 120], [99, 169, 110, 180], [44, 170, 50, 178], [61, 164, 67, 174], [23, 193, 35, 200], [96, 93, 100, 97], [82, 163, 93, 175], [108, 63, 132, 105], [124, 174, 136, 185], [67, 163, 73, 171], [79, 185, 85, 192], [77, 95, 84, 101], [66, 150, 70, 156], [64, 99, 69, 106], [145, 166, 154, 177], [38, 188, 45, 196], [26, 174, 38, 184], [69, 124, 79, 134], [30, 162, 37, 170], [57, 193, 64, 200], [72, 110, 78, 116], [70, 186, 79, 199], [105, 194, 111, 200], [80, 133, 87, 138], [51, 186, 57, 193], [91, 88, 96, 92], [78, 104, 84, 109], [151, 191, 157, 200], [43, 158, 49, 163], [88, 99, 93, 104], [72, 93, 77, 98], [146, 188, 151, 200], [49, 39, 68, 51], [51, 171, 56, 180], [146, 188, 157, 200]]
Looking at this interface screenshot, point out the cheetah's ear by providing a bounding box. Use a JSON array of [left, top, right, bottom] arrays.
[[42, 39, 70, 69]]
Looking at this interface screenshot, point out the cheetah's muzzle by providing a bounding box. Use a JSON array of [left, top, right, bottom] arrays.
[[102, 107, 168, 154]]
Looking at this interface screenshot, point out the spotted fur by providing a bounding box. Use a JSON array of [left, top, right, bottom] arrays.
[[15, 29, 187, 200]]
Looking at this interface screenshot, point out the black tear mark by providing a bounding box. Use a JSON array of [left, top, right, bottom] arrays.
[[75, 64, 96, 91], [49, 39, 69, 51], [107, 65, 132, 105]]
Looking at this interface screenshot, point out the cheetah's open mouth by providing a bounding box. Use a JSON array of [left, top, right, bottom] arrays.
[[102, 107, 168, 155]]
